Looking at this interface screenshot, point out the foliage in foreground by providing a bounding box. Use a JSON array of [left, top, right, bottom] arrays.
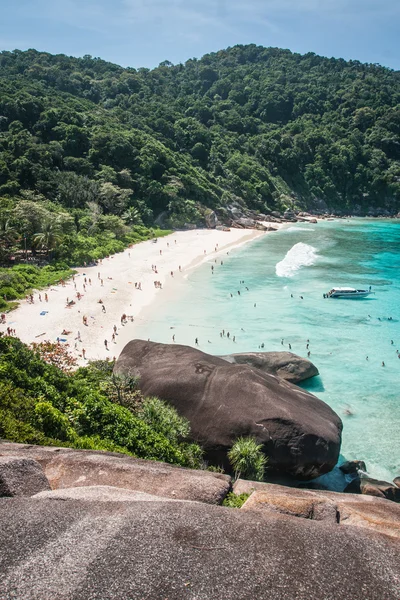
[[222, 492, 251, 508], [228, 436, 268, 481], [0, 335, 203, 468]]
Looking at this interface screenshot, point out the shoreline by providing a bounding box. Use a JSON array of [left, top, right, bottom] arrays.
[[0, 226, 286, 364]]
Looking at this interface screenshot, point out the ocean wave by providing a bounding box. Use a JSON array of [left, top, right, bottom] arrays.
[[286, 226, 315, 232], [275, 242, 318, 277]]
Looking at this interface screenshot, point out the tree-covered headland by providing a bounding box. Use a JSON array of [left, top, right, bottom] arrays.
[[0, 44, 399, 299]]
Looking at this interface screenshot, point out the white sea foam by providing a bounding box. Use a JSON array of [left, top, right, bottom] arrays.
[[275, 242, 318, 277], [286, 226, 315, 232]]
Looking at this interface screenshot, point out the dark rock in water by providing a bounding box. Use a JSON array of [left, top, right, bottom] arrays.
[[0, 456, 50, 497], [1, 496, 399, 599], [115, 340, 342, 479], [219, 351, 318, 384], [394, 477, 400, 488], [345, 477, 400, 503], [339, 460, 367, 475]]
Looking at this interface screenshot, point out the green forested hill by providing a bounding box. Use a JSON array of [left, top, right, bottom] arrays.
[[0, 45, 400, 259]]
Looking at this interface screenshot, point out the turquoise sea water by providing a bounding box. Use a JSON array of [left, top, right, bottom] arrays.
[[133, 219, 400, 482]]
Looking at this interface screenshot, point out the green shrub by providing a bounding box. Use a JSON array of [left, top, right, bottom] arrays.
[[34, 401, 73, 441], [222, 492, 251, 508], [228, 436, 268, 481], [137, 396, 190, 443]]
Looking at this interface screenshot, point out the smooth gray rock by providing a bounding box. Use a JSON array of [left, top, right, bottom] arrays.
[[115, 340, 342, 479], [219, 351, 319, 383], [0, 497, 399, 600], [33, 485, 187, 503], [0, 456, 51, 497], [237, 481, 400, 539], [0, 442, 231, 504]]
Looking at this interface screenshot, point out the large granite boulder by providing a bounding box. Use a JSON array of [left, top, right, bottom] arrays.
[[219, 351, 319, 383], [0, 497, 399, 599], [0, 456, 50, 497], [0, 442, 230, 505], [115, 340, 342, 479]]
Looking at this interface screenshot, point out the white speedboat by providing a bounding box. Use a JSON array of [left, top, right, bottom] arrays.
[[326, 287, 373, 298]]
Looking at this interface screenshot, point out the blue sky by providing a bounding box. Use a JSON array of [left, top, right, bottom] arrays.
[[0, 0, 399, 70]]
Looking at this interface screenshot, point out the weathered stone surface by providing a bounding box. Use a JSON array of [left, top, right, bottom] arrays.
[[219, 351, 319, 383], [0, 497, 399, 600], [339, 460, 367, 475], [236, 480, 400, 538], [115, 340, 342, 479], [345, 477, 400, 503], [394, 477, 400, 488], [0, 456, 50, 497], [0, 442, 230, 504], [33, 485, 187, 503]]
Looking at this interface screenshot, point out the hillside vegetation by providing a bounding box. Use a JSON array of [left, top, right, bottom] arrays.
[[0, 44, 399, 270], [0, 335, 204, 468]]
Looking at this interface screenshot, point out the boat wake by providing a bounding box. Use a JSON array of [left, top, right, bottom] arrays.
[[276, 243, 318, 277]]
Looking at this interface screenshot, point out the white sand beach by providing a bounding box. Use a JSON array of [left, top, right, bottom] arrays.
[[1, 227, 285, 364]]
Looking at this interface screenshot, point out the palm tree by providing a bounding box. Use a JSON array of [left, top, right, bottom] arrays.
[[0, 216, 20, 262], [33, 217, 63, 256], [122, 207, 141, 225]]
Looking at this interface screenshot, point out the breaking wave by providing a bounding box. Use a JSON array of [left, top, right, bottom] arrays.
[[275, 243, 318, 278], [286, 226, 315, 232]]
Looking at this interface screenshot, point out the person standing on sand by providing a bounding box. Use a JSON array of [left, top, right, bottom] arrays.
[[172, 335, 175, 342], [102, 305, 106, 313], [195, 338, 199, 345], [82, 348, 86, 359], [104, 340, 108, 350], [45, 293, 48, 302]]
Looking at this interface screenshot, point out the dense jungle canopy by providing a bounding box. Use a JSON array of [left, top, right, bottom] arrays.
[[0, 44, 399, 265]]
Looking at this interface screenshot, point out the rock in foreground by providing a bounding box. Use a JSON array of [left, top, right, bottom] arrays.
[[0, 456, 50, 497], [0, 497, 399, 600], [219, 351, 319, 383], [0, 442, 230, 504], [115, 340, 342, 479]]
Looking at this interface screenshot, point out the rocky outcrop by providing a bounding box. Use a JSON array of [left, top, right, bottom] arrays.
[[0, 456, 50, 497], [235, 480, 400, 539], [0, 442, 230, 504], [394, 477, 400, 488], [339, 460, 367, 475], [1, 495, 399, 599], [344, 476, 400, 503], [219, 351, 319, 383], [115, 340, 342, 479]]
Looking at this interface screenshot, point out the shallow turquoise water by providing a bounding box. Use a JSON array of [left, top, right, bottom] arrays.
[[133, 219, 400, 482]]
